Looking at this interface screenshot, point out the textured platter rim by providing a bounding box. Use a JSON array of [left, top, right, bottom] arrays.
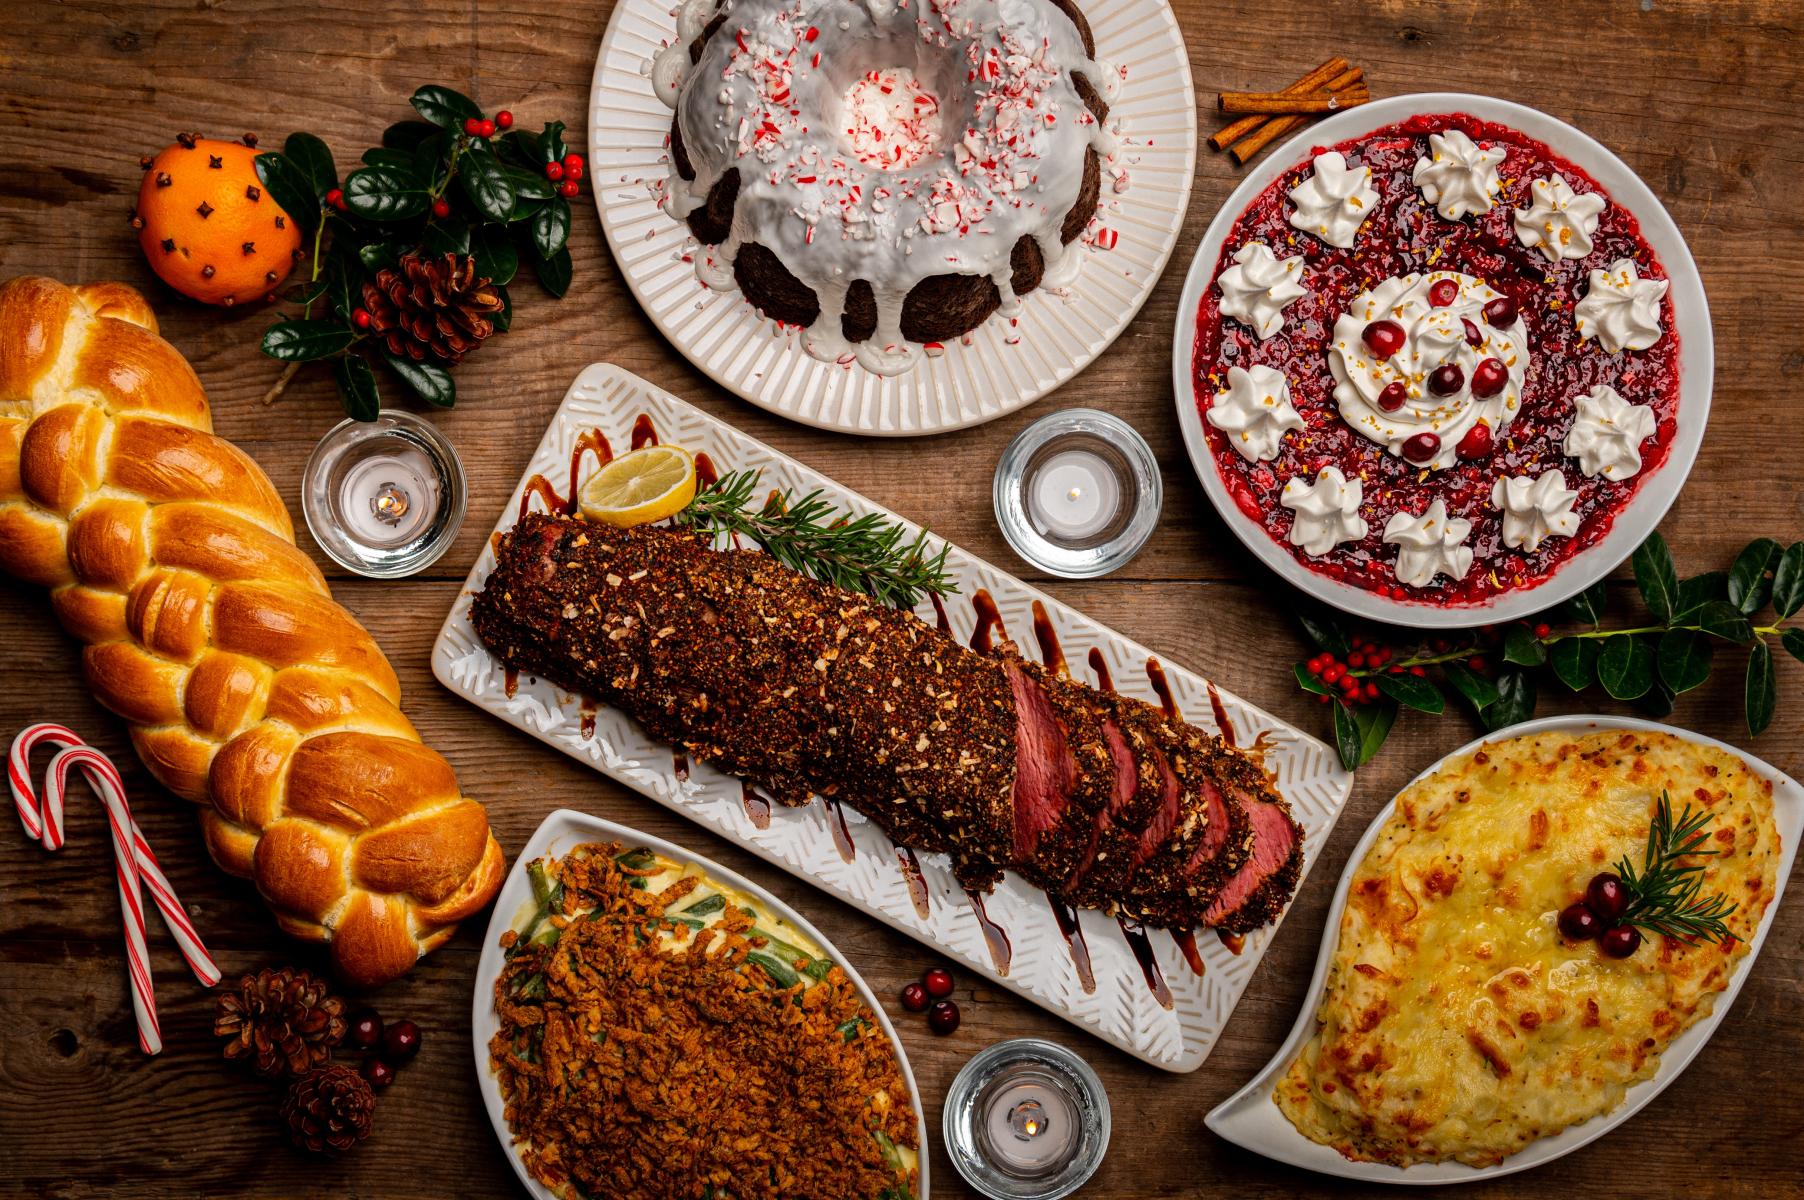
[[587, 0, 1198, 435], [1203, 714, 1802, 1184], [431, 361, 1356, 1073], [469, 807, 933, 1200], [1169, 91, 1714, 629]]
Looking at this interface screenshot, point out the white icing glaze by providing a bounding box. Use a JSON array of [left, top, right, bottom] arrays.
[[1512, 175, 1606, 263], [1574, 257, 1667, 352], [1280, 467, 1367, 556], [1411, 129, 1504, 221], [652, 0, 1115, 374], [1206, 365, 1303, 463], [1328, 272, 1529, 470], [1383, 499, 1473, 588], [1216, 242, 1305, 341], [1491, 470, 1579, 553], [1288, 152, 1377, 249], [1564, 383, 1657, 480]]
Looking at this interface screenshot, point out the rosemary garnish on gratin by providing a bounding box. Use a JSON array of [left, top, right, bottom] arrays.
[[1614, 791, 1740, 944], [678, 469, 956, 609]]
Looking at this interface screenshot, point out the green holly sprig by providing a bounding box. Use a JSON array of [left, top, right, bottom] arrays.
[[1296, 533, 1804, 770], [251, 85, 579, 419]]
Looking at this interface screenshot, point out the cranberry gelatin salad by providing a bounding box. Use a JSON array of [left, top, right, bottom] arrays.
[[1191, 114, 1680, 605]]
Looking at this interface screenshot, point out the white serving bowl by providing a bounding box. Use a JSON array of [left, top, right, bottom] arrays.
[[1171, 93, 1713, 629], [471, 808, 932, 1199], [1206, 714, 1800, 1184]]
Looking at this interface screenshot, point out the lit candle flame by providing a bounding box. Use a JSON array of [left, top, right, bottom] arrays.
[[370, 481, 410, 526]]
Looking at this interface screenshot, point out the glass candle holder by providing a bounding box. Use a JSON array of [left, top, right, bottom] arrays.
[[301, 411, 467, 579], [992, 409, 1161, 579], [943, 1038, 1111, 1200]]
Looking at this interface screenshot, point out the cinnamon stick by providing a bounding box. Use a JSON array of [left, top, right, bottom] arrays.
[[1218, 85, 1370, 115], [1207, 57, 1348, 152], [1229, 68, 1367, 166]]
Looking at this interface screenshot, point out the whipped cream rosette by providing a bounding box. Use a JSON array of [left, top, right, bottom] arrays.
[[1207, 364, 1304, 463], [1216, 242, 1306, 340], [1280, 467, 1367, 556], [1382, 499, 1473, 588], [1575, 258, 1667, 352], [1513, 175, 1606, 263], [1288, 151, 1377, 249], [1564, 383, 1658, 480], [1492, 470, 1580, 552], [1328, 272, 1528, 471], [1412, 130, 1505, 220]]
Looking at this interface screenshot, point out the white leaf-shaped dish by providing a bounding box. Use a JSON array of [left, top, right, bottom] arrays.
[[1205, 714, 1801, 1184]]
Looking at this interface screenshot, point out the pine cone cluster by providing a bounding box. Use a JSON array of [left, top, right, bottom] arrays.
[[214, 966, 347, 1080], [361, 252, 504, 365], [280, 1065, 375, 1154]]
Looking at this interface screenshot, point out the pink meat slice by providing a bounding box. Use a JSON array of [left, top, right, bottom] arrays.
[[1185, 776, 1232, 872], [1127, 743, 1182, 870], [1062, 718, 1138, 891], [1006, 661, 1075, 861], [1201, 787, 1299, 927]]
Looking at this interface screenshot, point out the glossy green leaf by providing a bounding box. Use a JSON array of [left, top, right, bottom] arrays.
[[1745, 640, 1776, 735], [261, 318, 353, 361], [1728, 539, 1782, 615], [532, 197, 571, 259], [383, 119, 440, 150], [1293, 662, 1330, 696], [1548, 638, 1599, 691], [1781, 627, 1804, 665], [1598, 634, 1655, 700], [541, 120, 567, 164], [1656, 628, 1712, 694], [491, 284, 513, 333], [507, 167, 557, 202], [1332, 698, 1396, 771], [1639, 679, 1677, 719], [536, 246, 573, 298], [361, 147, 414, 170], [473, 225, 519, 287], [1479, 671, 1536, 731], [422, 214, 471, 257], [1502, 625, 1547, 667], [1563, 579, 1608, 626], [325, 246, 361, 319], [383, 353, 455, 408], [1694, 600, 1754, 643], [1441, 660, 1499, 710], [496, 128, 544, 170], [411, 84, 483, 130], [283, 131, 337, 198], [1295, 609, 1350, 657], [1631, 532, 1678, 623], [280, 276, 331, 306], [1375, 672, 1444, 714], [1774, 542, 1804, 618], [343, 163, 431, 221], [333, 354, 380, 421], [458, 145, 516, 224], [358, 241, 400, 274], [1673, 570, 1728, 623], [253, 151, 320, 234]]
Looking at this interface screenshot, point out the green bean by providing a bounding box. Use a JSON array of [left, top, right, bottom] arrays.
[[528, 860, 555, 907], [678, 893, 727, 916], [745, 951, 801, 989]]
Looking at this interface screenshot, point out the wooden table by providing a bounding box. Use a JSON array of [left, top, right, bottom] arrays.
[[2, 1, 1800, 1195]]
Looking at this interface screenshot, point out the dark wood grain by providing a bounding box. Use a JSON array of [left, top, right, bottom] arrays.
[[1, 0, 1801, 1196]]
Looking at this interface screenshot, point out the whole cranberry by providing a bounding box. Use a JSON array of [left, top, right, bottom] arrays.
[[900, 982, 929, 1013], [361, 1057, 396, 1089], [1471, 358, 1509, 398], [1586, 872, 1630, 921], [927, 999, 961, 1036], [922, 967, 955, 999], [1455, 422, 1494, 459], [1599, 924, 1643, 958], [382, 1018, 421, 1064], [1428, 278, 1459, 307], [1461, 317, 1484, 347], [1377, 381, 1409, 412], [1400, 432, 1441, 463], [1428, 363, 1465, 396], [1558, 902, 1602, 941], [1361, 319, 1406, 359], [346, 1008, 383, 1051], [1483, 296, 1519, 327]]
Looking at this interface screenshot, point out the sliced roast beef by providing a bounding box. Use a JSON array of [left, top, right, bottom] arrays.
[[1199, 784, 1303, 933], [1005, 663, 1120, 891]]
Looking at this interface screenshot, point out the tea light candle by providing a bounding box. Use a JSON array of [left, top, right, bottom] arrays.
[[1027, 449, 1122, 543], [982, 1079, 1079, 1173], [301, 412, 467, 579], [338, 444, 440, 548], [944, 1039, 1110, 1200], [993, 409, 1161, 580]]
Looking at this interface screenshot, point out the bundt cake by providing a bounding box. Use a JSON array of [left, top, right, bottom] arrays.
[[651, 0, 1116, 374]]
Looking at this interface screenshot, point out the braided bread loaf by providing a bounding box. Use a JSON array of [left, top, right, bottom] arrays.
[[0, 276, 505, 985]]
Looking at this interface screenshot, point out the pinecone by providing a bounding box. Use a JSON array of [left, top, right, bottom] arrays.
[[213, 966, 346, 1080], [280, 1064, 374, 1154], [361, 251, 504, 365]]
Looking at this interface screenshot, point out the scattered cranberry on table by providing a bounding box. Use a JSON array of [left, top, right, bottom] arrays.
[[899, 982, 929, 1013], [382, 1019, 421, 1063], [361, 1057, 396, 1089], [923, 967, 954, 999], [927, 999, 961, 1036], [346, 1008, 383, 1051]]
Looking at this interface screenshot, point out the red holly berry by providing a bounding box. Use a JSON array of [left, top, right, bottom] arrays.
[[558, 179, 579, 199], [566, 161, 585, 181], [463, 117, 484, 136], [900, 982, 929, 1013], [496, 110, 515, 130], [1348, 652, 1365, 668], [923, 967, 955, 999], [326, 187, 346, 211], [1410, 665, 1427, 677], [352, 308, 373, 330], [1322, 664, 1345, 684], [1534, 623, 1552, 639], [431, 197, 451, 219], [546, 161, 565, 182], [563, 152, 584, 171], [1361, 682, 1379, 702], [477, 118, 497, 138], [1468, 656, 1486, 671]]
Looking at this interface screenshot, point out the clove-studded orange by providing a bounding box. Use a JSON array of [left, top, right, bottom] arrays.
[[134, 133, 302, 306]]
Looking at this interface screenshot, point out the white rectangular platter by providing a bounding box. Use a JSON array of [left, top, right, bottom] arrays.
[[432, 362, 1355, 1071]]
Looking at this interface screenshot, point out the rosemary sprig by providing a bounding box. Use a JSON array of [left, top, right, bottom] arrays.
[[677, 469, 957, 610], [1614, 791, 1739, 944]]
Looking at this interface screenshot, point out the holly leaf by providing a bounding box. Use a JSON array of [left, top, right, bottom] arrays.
[[1694, 600, 1754, 643], [540, 120, 568, 164], [1562, 579, 1607, 626], [261, 318, 354, 361], [532, 197, 571, 259], [253, 151, 321, 234], [1673, 570, 1728, 623], [1548, 638, 1599, 691], [283, 132, 338, 199], [1774, 542, 1804, 618], [1639, 678, 1677, 719], [423, 214, 472, 257], [1441, 660, 1500, 710], [1746, 640, 1777, 735], [1331, 698, 1396, 771], [383, 353, 455, 408], [1375, 672, 1444, 714], [1781, 627, 1804, 666], [458, 144, 517, 224], [361, 147, 414, 170], [497, 128, 545, 170], [491, 284, 513, 333], [473, 225, 519, 287], [1502, 625, 1547, 667], [536, 246, 573, 297], [333, 354, 380, 421], [1294, 609, 1350, 657], [343, 163, 431, 221], [324, 246, 361, 319], [507, 167, 557, 202], [358, 241, 400, 274], [1598, 634, 1655, 700], [1293, 662, 1330, 696], [1656, 628, 1713, 694], [1728, 539, 1782, 615], [412, 84, 483, 131], [1631, 532, 1678, 623], [383, 119, 440, 150], [1478, 671, 1536, 731]]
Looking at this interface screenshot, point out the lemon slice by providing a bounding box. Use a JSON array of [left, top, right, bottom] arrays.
[[578, 444, 698, 527]]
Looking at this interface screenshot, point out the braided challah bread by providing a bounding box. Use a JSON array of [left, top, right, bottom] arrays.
[[0, 276, 505, 985]]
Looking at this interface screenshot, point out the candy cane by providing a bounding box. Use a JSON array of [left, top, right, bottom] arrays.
[[10, 724, 221, 1055]]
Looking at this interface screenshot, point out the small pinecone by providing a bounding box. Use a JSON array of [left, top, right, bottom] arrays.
[[213, 966, 346, 1080], [280, 1064, 374, 1154], [362, 251, 504, 365]]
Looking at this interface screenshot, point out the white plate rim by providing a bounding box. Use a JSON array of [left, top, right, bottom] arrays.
[[587, 0, 1198, 436], [1169, 92, 1715, 629], [470, 806, 934, 1200], [1203, 713, 1801, 1185]]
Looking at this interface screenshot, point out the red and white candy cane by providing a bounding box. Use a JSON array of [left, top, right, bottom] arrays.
[[10, 724, 221, 1055]]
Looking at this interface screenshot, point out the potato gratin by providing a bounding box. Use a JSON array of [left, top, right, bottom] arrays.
[[1276, 730, 1780, 1167]]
